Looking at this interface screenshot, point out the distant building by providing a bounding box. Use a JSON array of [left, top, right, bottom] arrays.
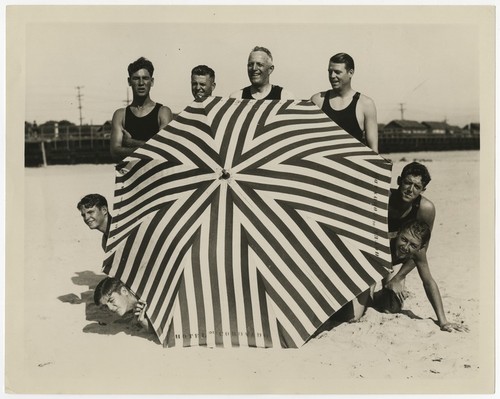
[[463, 123, 480, 135], [422, 121, 447, 135], [377, 123, 386, 134], [383, 120, 427, 134], [98, 120, 112, 132], [446, 125, 466, 135]]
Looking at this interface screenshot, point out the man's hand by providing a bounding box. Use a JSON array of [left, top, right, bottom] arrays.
[[134, 301, 149, 330], [384, 279, 408, 305], [122, 128, 146, 149], [440, 321, 469, 333]]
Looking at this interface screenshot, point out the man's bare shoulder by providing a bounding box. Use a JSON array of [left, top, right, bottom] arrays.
[[159, 104, 173, 116], [229, 89, 243, 99], [419, 195, 436, 211], [112, 107, 126, 122], [310, 91, 327, 107], [359, 93, 376, 107]]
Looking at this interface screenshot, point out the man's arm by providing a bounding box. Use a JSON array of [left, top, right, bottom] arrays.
[[384, 258, 417, 303], [414, 251, 468, 332], [281, 89, 295, 100], [110, 108, 144, 162], [417, 197, 436, 231], [310, 92, 323, 109], [158, 105, 174, 130], [361, 96, 378, 153]]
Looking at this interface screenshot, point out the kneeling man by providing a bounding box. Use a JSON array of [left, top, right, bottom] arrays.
[[374, 220, 467, 332]]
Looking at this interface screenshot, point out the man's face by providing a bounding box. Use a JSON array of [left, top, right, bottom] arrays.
[[394, 229, 424, 260], [328, 62, 353, 91], [80, 205, 107, 230], [247, 51, 274, 87], [128, 68, 153, 98], [100, 288, 134, 316], [399, 174, 426, 203], [191, 74, 215, 100]]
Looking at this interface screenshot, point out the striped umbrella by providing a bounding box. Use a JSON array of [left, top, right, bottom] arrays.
[[103, 97, 392, 348]]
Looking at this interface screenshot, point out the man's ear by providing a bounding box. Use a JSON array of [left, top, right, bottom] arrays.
[[119, 286, 129, 296], [397, 176, 402, 186], [151, 77, 155, 87], [269, 65, 275, 74], [127, 77, 131, 86], [102, 205, 108, 215], [421, 186, 426, 192]]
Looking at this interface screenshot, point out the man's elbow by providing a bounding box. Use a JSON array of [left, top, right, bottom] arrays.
[[110, 147, 122, 163]]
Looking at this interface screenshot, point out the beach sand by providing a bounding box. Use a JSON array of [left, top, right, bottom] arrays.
[[8, 150, 491, 394]]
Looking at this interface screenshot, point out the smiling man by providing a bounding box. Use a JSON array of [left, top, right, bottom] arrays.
[[388, 162, 436, 236], [230, 46, 294, 100], [374, 220, 467, 333], [191, 65, 216, 101], [310, 53, 378, 152], [77, 194, 111, 251], [110, 57, 173, 162]]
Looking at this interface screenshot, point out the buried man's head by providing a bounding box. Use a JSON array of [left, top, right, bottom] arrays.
[[94, 277, 138, 317]]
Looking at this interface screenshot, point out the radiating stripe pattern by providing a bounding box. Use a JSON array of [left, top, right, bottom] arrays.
[[102, 97, 393, 348]]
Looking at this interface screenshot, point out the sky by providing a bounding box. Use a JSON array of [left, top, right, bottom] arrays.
[[22, 7, 482, 128]]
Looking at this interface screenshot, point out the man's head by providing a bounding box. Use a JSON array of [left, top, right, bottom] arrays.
[[397, 162, 432, 203], [394, 220, 431, 260], [77, 194, 109, 232], [191, 65, 216, 100], [127, 57, 155, 98], [247, 46, 274, 88], [328, 53, 355, 91], [94, 277, 137, 316]]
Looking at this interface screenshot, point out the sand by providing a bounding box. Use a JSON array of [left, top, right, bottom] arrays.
[[7, 150, 492, 394]]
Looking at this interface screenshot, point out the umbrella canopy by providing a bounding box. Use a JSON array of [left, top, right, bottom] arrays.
[[103, 97, 392, 348]]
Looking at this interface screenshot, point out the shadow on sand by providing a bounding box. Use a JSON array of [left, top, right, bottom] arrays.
[[58, 270, 158, 344]]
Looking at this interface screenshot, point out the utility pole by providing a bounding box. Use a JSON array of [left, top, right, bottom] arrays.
[[76, 86, 84, 126], [399, 103, 406, 120], [76, 86, 84, 146]]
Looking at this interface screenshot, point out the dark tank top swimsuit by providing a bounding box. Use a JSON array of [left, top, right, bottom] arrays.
[[124, 103, 163, 141], [242, 85, 283, 100], [321, 91, 365, 143], [388, 193, 422, 233]]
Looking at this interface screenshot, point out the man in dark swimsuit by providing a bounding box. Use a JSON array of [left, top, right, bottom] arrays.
[[110, 57, 173, 162], [230, 46, 294, 100], [388, 162, 435, 238], [77, 193, 112, 251], [373, 220, 467, 332], [310, 53, 378, 152]]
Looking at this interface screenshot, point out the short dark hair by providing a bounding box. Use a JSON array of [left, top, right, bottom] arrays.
[[329, 53, 355, 71], [191, 65, 215, 80], [94, 277, 124, 305], [128, 57, 154, 77], [251, 46, 273, 62], [399, 220, 431, 247], [77, 194, 108, 210], [400, 162, 432, 187]]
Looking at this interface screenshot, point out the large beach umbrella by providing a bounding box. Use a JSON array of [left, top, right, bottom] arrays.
[[103, 97, 392, 348]]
